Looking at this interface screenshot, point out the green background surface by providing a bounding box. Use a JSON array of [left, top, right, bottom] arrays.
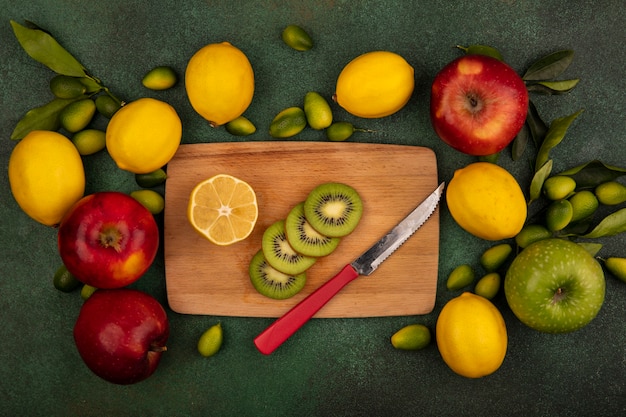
[[1, 1, 625, 416]]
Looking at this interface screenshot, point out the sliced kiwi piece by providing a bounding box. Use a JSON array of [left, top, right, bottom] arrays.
[[249, 250, 306, 300], [285, 202, 341, 257], [304, 182, 363, 237], [262, 220, 316, 275]]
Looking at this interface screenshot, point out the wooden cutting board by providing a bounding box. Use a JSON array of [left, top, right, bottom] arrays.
[[164, 142, 440, 318]]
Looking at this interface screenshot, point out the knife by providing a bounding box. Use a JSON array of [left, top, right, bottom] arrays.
[[254, 182, 445, 355]]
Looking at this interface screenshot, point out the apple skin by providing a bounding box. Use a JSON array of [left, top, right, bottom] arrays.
[[430, 54, 529, 156], [58, 191, 159, 289], [504, 238, 605, 333], [73, 289, 169, 385]]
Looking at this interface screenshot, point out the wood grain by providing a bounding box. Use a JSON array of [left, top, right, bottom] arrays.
[[164, 142, 440, 317]]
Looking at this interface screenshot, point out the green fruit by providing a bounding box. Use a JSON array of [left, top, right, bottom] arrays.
[[53, 264, 81, 292], [281, 24, 313, 51], [326, 121, 355, 142], [391, 324, 431, 350], [304, 92, 333, 130], [515, 224, 552, 249], [95, 94, 122, 118], [568, 190, 599, 222], [142, 66, 178, 90], [197, 323, 223, 357], [595, 181, 626, 205], [480, 243, 512, 272], [474, 272, 501, 300], [543, 176, 576, 200], [603, 257, 626, 283], [225, 116, 257, 136], [269, 107, 307, 138], [135, 169, 167, 188], [60, 98, 96, 133], [446, 264, 475, 290], [545, 199, 573, 232], [504, 238, 605, 333], [80, 284, 98, 300], [50, 75, 87, 99], [130, 190, 165, 215], [71, 129, 106, 155]]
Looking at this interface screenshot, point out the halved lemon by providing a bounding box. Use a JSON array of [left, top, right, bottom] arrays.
[[187, 174, 258, 246]]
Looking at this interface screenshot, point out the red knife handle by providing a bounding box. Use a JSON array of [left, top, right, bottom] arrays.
[[254, 264, 360, 355]]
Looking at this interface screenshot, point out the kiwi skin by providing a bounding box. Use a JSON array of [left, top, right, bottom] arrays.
[[285, 202, 341, 257], [262, 220, 316, 275], [304, 182, 363, 238], [249, 250, 306, 300]]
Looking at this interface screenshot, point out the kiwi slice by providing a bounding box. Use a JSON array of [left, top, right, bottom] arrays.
[[262, 220, 316, 275], [249, 250, 306, 300], [303, 182, 363, 237], [285, 202, 341, 257]]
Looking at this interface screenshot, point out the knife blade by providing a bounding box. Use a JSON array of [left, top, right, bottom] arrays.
[[254, 182, 445, 355]]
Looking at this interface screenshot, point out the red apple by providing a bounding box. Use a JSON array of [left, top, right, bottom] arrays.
[[430, 54, 528, 156], [58, 191, 159, 289], [73, 289, 169, 385]]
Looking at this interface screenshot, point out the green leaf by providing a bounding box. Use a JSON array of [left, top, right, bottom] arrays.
[[582, 208, 626, 239], [526, 79, 580, 95], [526, 100, 548, 148], [511, 123, 529, 161], [560, 160, 626, 189], [535, 109, 584, 172], [456, 44, 503, 61], [529, 159, 553, 204], [523, 50, 575, 81], [10, 20, 87, 77], [577, 242, 603, 257], [10, 97, 82, 140]]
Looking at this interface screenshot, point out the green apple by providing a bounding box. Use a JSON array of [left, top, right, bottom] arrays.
[[504, 238, 605, 333]]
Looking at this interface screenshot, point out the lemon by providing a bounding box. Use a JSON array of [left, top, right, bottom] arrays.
[[187, 174, 258, 246], [8, 130, 85, 226], [106, 98, 182, 174], [142, 66, 177, 90], [604, 257, 626, 283], [185, 42, 254, 127], [59, 98, 96, 133], [446, 162, 527, 241], [568, 190, 599, 222], [334, 50, 414, 118], [436, 292, 507, 378], [391, 324, 431, 350]]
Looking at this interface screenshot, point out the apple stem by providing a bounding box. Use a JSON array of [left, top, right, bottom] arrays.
[[552, 287, 566, 304], [99, 227, 123, 253], [150, 344, 168, 353]]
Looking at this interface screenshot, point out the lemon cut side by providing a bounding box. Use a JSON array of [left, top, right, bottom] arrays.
[[187, 174, 258, 246]]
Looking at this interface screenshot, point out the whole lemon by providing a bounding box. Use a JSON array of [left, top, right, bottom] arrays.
[[106, 98, 182, 174], [8, 130, 85, 226], [446, 162, 527, 240], [185, 42, 255, 127], [334, 50, 414, 118], [436, 292, 507, 378]]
